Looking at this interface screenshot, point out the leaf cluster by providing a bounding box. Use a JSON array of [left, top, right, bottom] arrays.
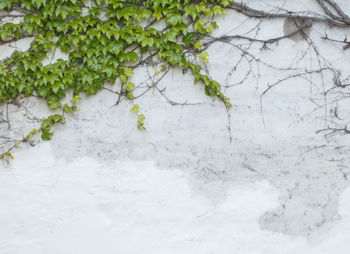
[[0, 0, 234, 158]]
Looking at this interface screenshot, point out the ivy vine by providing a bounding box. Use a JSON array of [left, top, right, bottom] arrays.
[[0, 0, 234, 159]]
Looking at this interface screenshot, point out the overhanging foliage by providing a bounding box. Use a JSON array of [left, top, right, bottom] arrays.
[[0, 0, 234, 159]]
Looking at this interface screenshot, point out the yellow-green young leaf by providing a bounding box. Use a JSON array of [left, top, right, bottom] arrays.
[[166, 13, 182, 25], [123, 68, 134, 78], [63, 104, 73, 113], [198, 51, 209, 64], [212, 6, 226, 15], [125, 82, 135, 92], [221, 0, 231, 7], [130, 104, 139, 114], [71, 95, 80, 103], [139, 114, 145, 121], [194, 41, 202, 50], [0, 0, 11, 10]]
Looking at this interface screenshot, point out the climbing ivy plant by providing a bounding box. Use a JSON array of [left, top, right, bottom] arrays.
[[0, 0, 234, 159]]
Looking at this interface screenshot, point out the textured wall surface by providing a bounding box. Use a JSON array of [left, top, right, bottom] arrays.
[[1, 0, 350, 253]]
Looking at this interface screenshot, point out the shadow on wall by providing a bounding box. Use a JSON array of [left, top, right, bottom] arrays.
[[283, 18, 312, 42]]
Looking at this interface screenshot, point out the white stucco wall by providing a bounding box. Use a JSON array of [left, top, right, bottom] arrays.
[[1, 0, 350, 253]]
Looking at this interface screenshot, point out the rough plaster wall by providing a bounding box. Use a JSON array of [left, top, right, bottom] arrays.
[[1, 0, 350, 251]]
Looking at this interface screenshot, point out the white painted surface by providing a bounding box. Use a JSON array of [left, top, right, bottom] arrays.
[[1, 144, 350, 254]]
